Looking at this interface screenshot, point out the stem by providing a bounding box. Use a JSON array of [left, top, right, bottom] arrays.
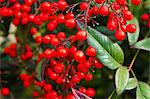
[[84, 0, 92, 29], [108, 89, 115, 99], [128, 49, 140, 71], [130, 69, 137, 80]]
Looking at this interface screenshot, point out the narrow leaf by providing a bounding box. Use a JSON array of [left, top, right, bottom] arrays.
[[35, 59, 48, 81], [115, 66, 129, 95], [136, 82, 150, 99], [133, 38, 150, 51], [126, 78, 138, 90], [127, 17, 140, 45]]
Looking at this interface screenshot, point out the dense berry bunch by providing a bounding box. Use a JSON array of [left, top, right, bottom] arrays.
[[0, 0, 141, 98]]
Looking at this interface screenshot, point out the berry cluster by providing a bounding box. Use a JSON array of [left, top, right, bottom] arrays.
[[0, 0, 141, 98]]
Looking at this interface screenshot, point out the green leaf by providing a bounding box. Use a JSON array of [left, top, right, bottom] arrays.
[[35, 59, 47, 81], [127, 17, 140, 45], [125, 78, 138, 90], [115, 66, 129, 95], [133, 38, 150, 51], [136, 82, 150, 99], [86, 26, 124, 69]]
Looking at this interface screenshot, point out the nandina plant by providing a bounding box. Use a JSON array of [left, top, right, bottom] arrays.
[[0, 0, 150, 99]]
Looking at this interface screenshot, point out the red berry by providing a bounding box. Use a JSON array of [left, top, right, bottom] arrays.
[[40, 2, 50, 12], [124, 10, 133, 20], [76, 30, 87, 41], [4, 47, 10, 54], [131, 0, 141, 6], [35, 36, 42, 44], [79, 87, 86, 93], [77, 72, 85, 79], [43, 84, 52, 92], [116, 0, 126, 5], [23, 81, 30, 87], [24, 0, 33, 6], [65, 94, 75, 99], [80, 2, 88, 11], [54, 63, 64, 74], [57, 14, 65, 24], [126, 24, 136, 33], [49, 71, 58, 80], [74, 50, 86, 63], [115, 30, 126, 41], [21, 5, 30, 12], [86, 46, 96, 57], [50, 37, 60, 46], [72, 76, 80, 83], [107, 19, 118, 31], [86, 88, 96, 97], [99, 6, 109, 16], [43, 49, 54, 59], [69, 46, 77, 55], [43, 35, 51, 44], [58, 0, 67, 10], [65, 12, 74, 19], [30, 27, 37, 35], [57, 32, 66, 40], [32, 91, 39, 97], [85, 74, 93, 81], [141, 13, 149, 21], [57, 47, 69, 58], [1, 87, 10, 96], [65, 18, 76, 29], [94, 59, 103, 69], [91, 6, 99, 15], [47, 21, 58, 31], [95, 0, 104, 4], [56, 76, 63, 84], [84, 61, 91, 69]]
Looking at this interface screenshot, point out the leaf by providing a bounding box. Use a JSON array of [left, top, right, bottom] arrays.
[[125, 78, 138, 90], [35, 59, 48, 81], [87, 29, 124, 70], [87, 27, 124, 64], [115, 66, 129, 95], [127, 17, 140, 45], [136, 82, 150, 99], [133, 38, 150, 51]]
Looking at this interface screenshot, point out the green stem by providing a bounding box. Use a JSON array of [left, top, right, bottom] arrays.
[[108, 89, 115, 99]]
